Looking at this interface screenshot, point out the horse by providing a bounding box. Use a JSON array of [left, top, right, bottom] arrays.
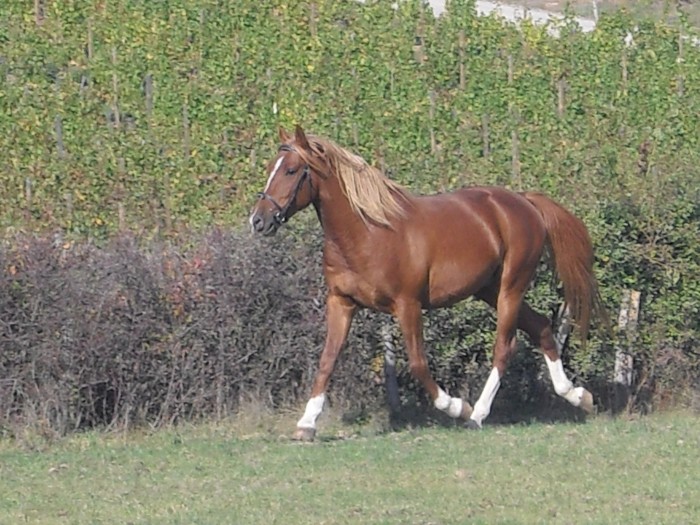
[[250, 125, 605, 441]]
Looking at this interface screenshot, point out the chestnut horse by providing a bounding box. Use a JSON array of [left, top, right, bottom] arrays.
[[250, 126, 604, 440]]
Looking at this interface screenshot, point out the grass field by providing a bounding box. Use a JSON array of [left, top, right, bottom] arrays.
[[1, 410, 699, 524]]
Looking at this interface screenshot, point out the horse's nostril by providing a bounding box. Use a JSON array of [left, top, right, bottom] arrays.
[[252, 214, 264, 232]]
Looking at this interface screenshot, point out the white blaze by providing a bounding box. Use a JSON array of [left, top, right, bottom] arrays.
[[264, 156, 285, 192], [249, 154, 286, 231]]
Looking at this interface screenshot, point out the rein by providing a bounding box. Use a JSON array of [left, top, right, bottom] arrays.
[[256, 145, 312, 225]]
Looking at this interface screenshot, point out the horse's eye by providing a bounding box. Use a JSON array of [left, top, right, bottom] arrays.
[[286, 168, 298, 175]]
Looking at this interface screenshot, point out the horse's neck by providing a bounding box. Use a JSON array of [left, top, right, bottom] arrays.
[[314, 177, 372, 259]]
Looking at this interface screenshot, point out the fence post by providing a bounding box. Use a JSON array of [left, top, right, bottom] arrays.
[[507, 55, 521, 189], [557, 77, 566, 119], [428, 90, 437, 158], [481, 114, 490, 158], [677, 30, 684, 97], [64, 192, 74, 226], [24, 177, 33, 223], [54, 115, 66, 158], [458, 30, 466, 90], [614, 289, 640, 412], [118, 202, 126, 231], [511, 126, 520, 189], [309, 3, 317, 38], [554, 303, 572, 354], [182, 103, 191, 160], [144, 73, 154, 127], [621, 49, 628, 97], [87, 18, 94, 60], [34, 0, 44, 26], [111, 47, 121, 128], [381, 323, 401, 416]]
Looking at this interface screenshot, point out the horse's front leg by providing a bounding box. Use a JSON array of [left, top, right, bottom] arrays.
[[395, 300, 473, 421], [293, 293, 356, 441]]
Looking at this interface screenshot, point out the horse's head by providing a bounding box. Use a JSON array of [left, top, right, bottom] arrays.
[[249, 125, 324, 236]]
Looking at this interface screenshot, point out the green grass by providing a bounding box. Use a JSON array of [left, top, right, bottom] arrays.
[[1, 411, 699, 524]]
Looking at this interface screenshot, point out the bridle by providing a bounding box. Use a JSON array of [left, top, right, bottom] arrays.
[[256, 145, 313, 225]]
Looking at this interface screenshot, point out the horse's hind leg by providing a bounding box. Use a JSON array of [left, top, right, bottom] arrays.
[[394, 299, 473, 421], [518, 303, 594, 413]]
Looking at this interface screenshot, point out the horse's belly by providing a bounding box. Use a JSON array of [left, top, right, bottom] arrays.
[[425, 256, 499, 308]]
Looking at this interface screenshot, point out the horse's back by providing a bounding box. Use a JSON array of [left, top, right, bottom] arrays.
[[413, 186, 545, 247], [404, 186, 547, 307]]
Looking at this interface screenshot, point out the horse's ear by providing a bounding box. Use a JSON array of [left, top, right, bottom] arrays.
[[279, 127, 291, 143], [294, 125, 311, 151]]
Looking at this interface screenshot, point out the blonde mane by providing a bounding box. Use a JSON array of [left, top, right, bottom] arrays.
[[299, 136, 409, 227]]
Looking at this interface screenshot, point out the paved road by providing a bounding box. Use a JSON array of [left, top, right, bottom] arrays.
[[429, 0, 596, 33]]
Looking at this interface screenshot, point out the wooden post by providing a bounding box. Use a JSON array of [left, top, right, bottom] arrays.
[[221, 129, 232, 160], [34, 0, 44, 26], [333, 117, 340, 141], [413, 35, 424, 64], [118, 202, 126, 231], [54, 115, 66, 158], [554, 303, 572, 354], [111, 47, 121, 128], [511, 130, 520, 188], [117, 157, 126, 211], [621, 49, 628, 97], [382, 324, 401, 416], [64, 192, 73, 225], [507, 55, 521, 188], [414, 10, 425, 64], [249, 148, 257, 170], [182, 103, 190, 160], [87, 19, 94, 60], [481, 114, 490, 158], [428, 90, 437, 158], [507, 54, 514, 84], [144, 73, 154, 125], [677, 31, 684, 97], [375, 145, 386, 174], [458, 30, 466, 90], [309, 3, 317, 38], [163, 168, 173, 233], [24, 177, 32, 222], [80, 74, 89, 95], [614, 289, 641, 412], [557, 78, 566, 118]]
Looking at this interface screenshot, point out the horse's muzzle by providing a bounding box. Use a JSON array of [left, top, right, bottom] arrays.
[[249, 211, 280, 236]]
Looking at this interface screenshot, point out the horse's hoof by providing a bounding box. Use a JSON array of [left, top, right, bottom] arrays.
[[292, 427, 316, 442], [464, 419, 481, 430], [580, 389, 595, 414]]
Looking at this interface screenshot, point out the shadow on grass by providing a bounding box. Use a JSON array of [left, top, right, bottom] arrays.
[[383, 397, 589, 433], [338, 386, 614, 437]]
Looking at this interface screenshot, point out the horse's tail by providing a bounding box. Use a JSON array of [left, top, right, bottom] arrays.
[[523, 192, 607, 345]]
